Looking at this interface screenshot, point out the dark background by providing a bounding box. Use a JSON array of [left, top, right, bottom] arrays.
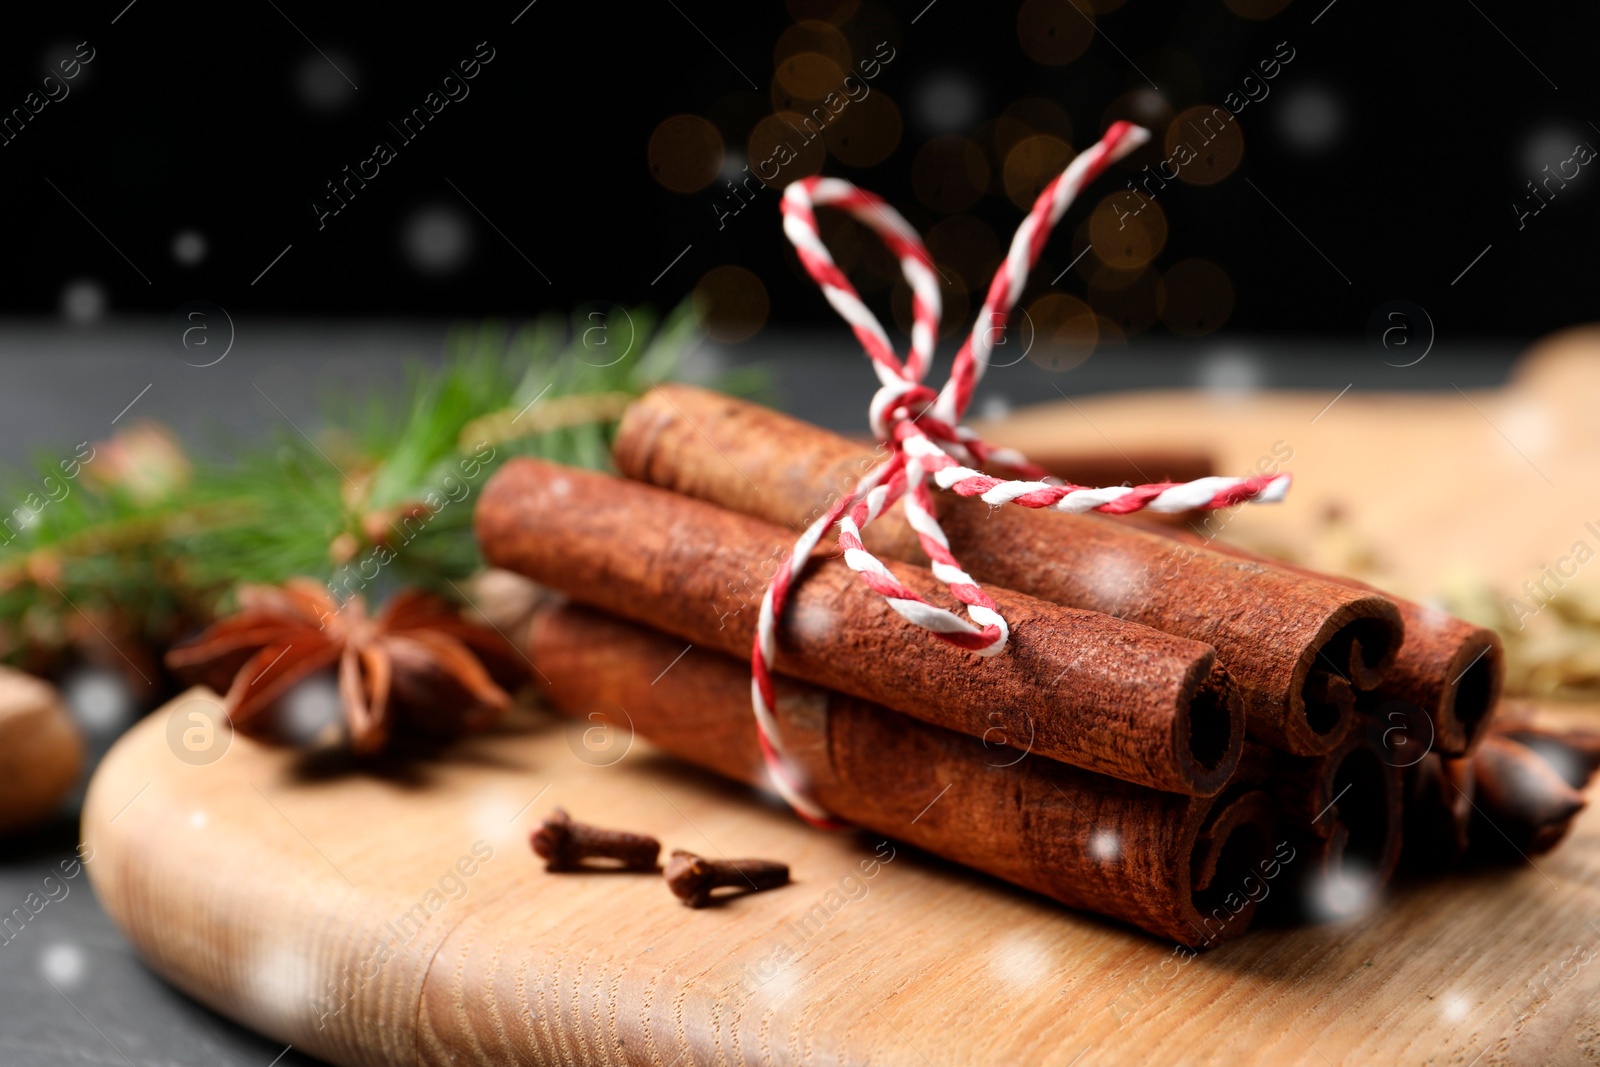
[[1, 0, 1594, 344]]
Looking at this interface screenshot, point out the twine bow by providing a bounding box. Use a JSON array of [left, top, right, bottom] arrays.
[[752, 122, 1291, 827]]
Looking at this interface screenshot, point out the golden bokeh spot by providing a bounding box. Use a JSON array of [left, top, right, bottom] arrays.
[[978, 116, 1035, 169], [647, 115, 725, 194], [913, 136, 990, 214], [1224, 0, 1293, 18], [773, 52, 849, 107], [823, 92, 902, 167], [1002, 97, 1075, 144], [1004, 134, 1074, 211], [1089, 265, 1159, 333], [695, 266, 770, 344], [1026, 293, 1098, 372], [786, 0, 859, 24], [893, 272, 970, 341], [747, 112, 828, 186], [776, 21, 853, 71], [1165, 106, 1245, 186], [1017, 0, 1096, 66], [1087, 192, 1167, 270], [818, 211, 898, 292], [1158, 259, 1234, 336], [926, 215, 1002, 290]]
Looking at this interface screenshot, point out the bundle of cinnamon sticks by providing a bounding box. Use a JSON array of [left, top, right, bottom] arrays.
[[474, 385, 1597, 947]]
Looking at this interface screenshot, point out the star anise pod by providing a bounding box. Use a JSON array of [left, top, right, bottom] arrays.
[[165, 579, 515, 754]]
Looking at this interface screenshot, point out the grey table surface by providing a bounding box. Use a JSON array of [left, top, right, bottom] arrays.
[[0, 318, 1525, 1065]]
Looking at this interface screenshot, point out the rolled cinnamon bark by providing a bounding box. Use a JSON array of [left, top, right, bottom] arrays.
[[612, 385, 1403, 756], [477, 458, 1242, 795], [1269, 718, 1403, 919], [528, 603, 1278, 947], [1124, 525, 1502, 758]]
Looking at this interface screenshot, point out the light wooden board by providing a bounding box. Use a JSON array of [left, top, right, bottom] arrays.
[[979, 328, 1600, 604], [84, 689, 1600, 1066]]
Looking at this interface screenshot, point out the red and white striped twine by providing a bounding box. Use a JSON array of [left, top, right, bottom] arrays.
[[752, 122, 1291, 827]]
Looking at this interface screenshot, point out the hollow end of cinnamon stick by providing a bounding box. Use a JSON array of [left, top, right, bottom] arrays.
[[1284, 599, 1403, 756], [1179, 658, 1245, 796], [1426, 628, 1504, 757], [1269, 721, 1403, 920], [1183, 789, 1279, 948]]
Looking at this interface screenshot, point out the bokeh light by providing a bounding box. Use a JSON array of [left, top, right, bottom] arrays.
[[695, 265, 771, 343], [775, 20, 853, 71], [910, 69, 982, 135], [1275, 82, 1346, 156], [820, 212, 900, 291], [1159, 259, 1234, 336], [823, 92, 903, 166], [60, 278, 106, 326], [1521, 122, 1588, 184], [648, 114, 726, 193], [1026, 293, 1098, 371], [1089, 265, 1160, 333], [42, 41, 95, 90], [171, 229, 207, 267], [400, 204, 473, 276], [912, 136, 990, 213], [1003, 97, 1075, 145], [40, 943, 87, 987], [280, 674, 343, 746], [748, 112, 828, 186], [1004, 134, 1074, 211], [773, 51, 849, 107], [62, 663, 131, 736], [1088, 192, 1167, 270], [294, 53, 358, 113], [1165, 105, 1245, 185], [1195, 348, 1262, 395], [1017, 0, 1096, 66]]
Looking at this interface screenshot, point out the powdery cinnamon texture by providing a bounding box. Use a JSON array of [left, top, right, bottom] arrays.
[[528, 603, 1278, 947], [476, 458, 1242, 795], [612, 385, 1403, 757]]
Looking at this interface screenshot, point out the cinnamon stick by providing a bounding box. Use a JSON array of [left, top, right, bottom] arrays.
[[612, 385, 1403, 756], [1269, 718, 1403, 919], [1125, 524, 1503, 758], [528, 603, 1279, 947], [476, 458, 1243, 795]]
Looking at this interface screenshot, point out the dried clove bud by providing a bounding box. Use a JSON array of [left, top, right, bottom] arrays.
[[530, 808, 660, 872], [663, 849, 789, 908]]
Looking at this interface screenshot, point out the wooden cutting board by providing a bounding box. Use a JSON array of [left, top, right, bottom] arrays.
[[979, 327, 1600, 603], [83, 689, 1600, 1066]]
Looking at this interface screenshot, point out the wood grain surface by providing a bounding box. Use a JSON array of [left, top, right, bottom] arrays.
[[83, 688, 1600, 1066]]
